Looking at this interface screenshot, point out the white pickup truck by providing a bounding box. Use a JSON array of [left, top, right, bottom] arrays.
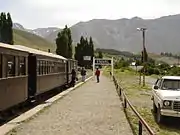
[[152, 76, 180, 123]]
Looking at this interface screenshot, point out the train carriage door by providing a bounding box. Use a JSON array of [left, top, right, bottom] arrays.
[[28, 54, 37, 98]]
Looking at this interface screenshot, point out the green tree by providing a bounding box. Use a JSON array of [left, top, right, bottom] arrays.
[[75, 36, 85, 66], [0, 12, 13, 44], [98, 51, 103, 58], [56, 25, 73, 58], [0, 12, 7, 43], [89, 36, 94, 65], [56, 32, 68, 58], [75, 36, 94, 68], [7, 13, 13, 45], [63, 25, 72, 58]]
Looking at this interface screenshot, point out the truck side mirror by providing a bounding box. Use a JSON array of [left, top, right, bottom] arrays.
[[154, 85, 159, 90]]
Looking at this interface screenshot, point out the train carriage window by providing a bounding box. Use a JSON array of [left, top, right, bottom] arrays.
[[49, 61, 51, 73], [61, 62, 63, 73], [54, 62, 57, 73], [41, 61, 43, 74], [47, 61, 49, 74], [37, 60, 41, 75], [0, 54, 2, 78], [51, 62, 54, 73], [7, 55, 15, 77], [45, 61, 48, 74], [43, 61, 46, 74], [52, 62, 54, 73], [44, 61, 46, 74], [46, 61, 48, 74], [41, 61, 43, 75], [59, 62, 65, 73], [49, 61, 51, 74], [45, 61, 47, 74], [43, 61, 45, 74], [40, 61, 43, 75], [19, 57, 26, 75], [38, 61, 40, 75], [58, 62, 61, 72]]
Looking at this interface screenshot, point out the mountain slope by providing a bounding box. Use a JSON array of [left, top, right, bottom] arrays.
[[32, 27, 60, 37], [45, 14, 180, 53], [13, 14, 180, 53], [13, 29, 56, 52]]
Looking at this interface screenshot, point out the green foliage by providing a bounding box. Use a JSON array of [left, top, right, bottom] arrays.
[[145, 66, 160, 75], [56, 25, 72, 58], [95, 48, 134, 58], [97, 51, 103, 58], [0, 12, 13, 44], [75, 36, 94, 68], [141, 60, 180, 76], [114, 57, 129, 69], [167, 66, 180, 76]]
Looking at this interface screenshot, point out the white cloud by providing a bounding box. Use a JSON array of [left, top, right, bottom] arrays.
[[1, 0, 180, 29]]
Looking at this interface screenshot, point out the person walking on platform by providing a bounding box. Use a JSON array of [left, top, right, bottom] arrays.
[[95, 68, 100, 83], [81, 67, 86, 82], [70, 69, 76, 87]]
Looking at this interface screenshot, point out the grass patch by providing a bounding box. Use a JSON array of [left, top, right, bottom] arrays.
[[104, 69, 180, 135]]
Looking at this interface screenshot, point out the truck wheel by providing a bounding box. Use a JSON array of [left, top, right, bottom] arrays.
[[156, 106, 164, 124], [153, 101, 157, 113]]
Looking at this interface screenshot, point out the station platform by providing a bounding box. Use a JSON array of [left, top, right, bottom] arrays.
[[4, 75, 133, 135]]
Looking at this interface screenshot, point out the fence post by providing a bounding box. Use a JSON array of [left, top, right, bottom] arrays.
[[139, 121, 142, 135], [119, 87, 121, 96], [124, 98, 127, 108]]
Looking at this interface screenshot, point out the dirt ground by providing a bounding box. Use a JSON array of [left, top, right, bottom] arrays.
[[7, 75, 133, 135]]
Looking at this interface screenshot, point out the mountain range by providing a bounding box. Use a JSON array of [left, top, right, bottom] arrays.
[[13, 14, 180, 54]]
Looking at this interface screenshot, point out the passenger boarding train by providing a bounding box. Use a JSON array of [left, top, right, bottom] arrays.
[[0, 43, 77, 112]]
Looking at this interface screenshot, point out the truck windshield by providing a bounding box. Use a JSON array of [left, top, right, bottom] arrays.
[[161, 79, 180, 90]]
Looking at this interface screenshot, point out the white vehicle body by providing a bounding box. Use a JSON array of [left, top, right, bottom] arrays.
[[152, 76, 180, 123]]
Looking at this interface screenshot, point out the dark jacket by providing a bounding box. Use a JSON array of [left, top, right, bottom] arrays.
[[71, 69, 76, 80], [81, 69, 86, 76]]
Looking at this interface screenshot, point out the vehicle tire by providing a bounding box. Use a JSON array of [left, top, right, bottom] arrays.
[[153, 101, 157, 113], [156, 106, 164, 124]]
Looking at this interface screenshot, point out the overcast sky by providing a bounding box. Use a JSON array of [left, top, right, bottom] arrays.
[[0, 0, 180, 29]]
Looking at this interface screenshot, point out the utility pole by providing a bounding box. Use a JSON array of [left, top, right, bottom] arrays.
[[137, 28, 147, 87], [142, 29, 146, 87], [139, 69, 141, 85]]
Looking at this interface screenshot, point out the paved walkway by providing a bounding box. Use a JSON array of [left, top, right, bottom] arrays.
[[6, 75, 133, 135]]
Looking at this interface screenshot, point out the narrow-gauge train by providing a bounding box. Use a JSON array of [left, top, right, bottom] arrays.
[[0, 43, 77, 112]]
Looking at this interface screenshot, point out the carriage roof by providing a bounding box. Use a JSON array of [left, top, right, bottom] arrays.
[[0, 43, 28, 53], [14, 45, 67, 60]]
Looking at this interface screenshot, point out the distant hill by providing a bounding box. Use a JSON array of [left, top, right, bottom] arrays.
[[148, 53, 179, 65], [13, 23, 59, 39], [95, 48, 134, 58], [13, 29, 56, 52], [13, 14, 180, 53]]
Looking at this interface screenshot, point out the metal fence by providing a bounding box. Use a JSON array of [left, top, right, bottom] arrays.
[[112, 75, 156, 135]]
